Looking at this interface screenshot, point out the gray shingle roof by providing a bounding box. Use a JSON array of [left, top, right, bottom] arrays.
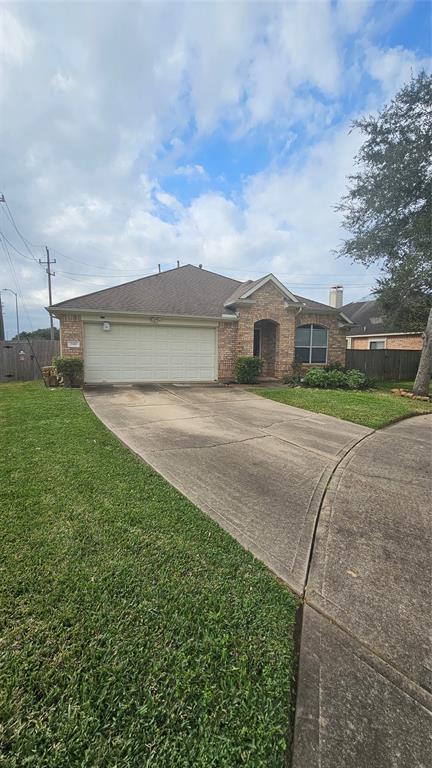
[[51, 265, 241, 318], [223, 280, 255, 306], [342, 299, 395, 335], [51, 263, 341, 318], [294, 293, 335, 311]]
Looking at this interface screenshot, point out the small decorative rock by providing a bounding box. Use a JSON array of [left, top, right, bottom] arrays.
[[399, 389, 430, 401]]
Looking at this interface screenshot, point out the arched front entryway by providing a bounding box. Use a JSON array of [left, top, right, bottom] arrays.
[[253, 319, 279, 377]]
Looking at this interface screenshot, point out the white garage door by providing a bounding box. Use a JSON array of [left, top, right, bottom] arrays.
[[84, 322, 217, 384]]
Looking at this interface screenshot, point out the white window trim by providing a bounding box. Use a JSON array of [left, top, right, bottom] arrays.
[[295, 324, 328, 364], [368, 338, 386, 349]]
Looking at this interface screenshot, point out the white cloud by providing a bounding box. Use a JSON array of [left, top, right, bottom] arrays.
[[51, 71, 75, 92], [0, 0, 427, 327], [45, 197, 113, 236], [246, 2, 341, 127], [0, 6, 32, 99], [155, 190, 182, 212], [365, 44, 431, 97], [50, 122, 372, 299], [175, 164, 206, 178], [0, 7, 32, 66], [336, 0, 372, 34]]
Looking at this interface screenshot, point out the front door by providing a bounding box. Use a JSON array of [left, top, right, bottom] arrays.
[[253, 327, 261, 357]]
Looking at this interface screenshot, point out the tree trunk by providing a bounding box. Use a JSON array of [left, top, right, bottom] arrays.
[[413, 308, 432, 396]]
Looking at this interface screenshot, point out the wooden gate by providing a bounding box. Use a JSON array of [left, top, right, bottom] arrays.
[[346, 349, 422, 381], [0, 340, 60, 382]]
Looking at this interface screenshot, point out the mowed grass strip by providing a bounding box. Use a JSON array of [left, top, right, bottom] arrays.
[[0, 383, 298, 768], [252, 383, 432, 429]]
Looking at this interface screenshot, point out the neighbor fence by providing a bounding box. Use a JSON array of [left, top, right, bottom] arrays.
[[346, 348, 422, 381], [0, 340, 60, 382]]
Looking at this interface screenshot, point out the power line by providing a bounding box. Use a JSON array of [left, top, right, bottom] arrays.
[[1, 244, 375, 288], [0, 226, 34, 334], [50, 246, 143, 271], [0, 228, 45, 265], [0, 198, 57, 334], [0, 195, 40, 263]]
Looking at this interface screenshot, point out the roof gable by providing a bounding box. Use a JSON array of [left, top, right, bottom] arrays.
[[225, 274, 299, 306]]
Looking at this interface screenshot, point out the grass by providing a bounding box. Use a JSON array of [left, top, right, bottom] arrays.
[[0, 382, 298, 768], [377, 379, 431, 393], [252, 381, 432, 430]]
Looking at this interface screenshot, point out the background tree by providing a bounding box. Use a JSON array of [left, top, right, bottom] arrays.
[[336, 71, 432, 395], [11, 327, 59, 341]]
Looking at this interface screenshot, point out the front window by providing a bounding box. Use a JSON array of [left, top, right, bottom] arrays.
[[369, 339, 385, 349], [295, 324, 328, 364]]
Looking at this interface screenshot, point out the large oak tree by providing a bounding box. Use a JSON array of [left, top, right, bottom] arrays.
[[337, 71, 432, 395]]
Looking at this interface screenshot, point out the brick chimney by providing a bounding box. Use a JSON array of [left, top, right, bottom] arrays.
[[329, 285, 343, 308]]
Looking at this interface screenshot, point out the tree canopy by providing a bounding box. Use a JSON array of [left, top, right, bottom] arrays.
[[11, 327, 59, 341], [336, 71, 432, 331]]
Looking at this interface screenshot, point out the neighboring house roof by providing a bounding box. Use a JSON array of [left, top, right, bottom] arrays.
[[50, 263, 343, 319], [342, 299, 422, 336]]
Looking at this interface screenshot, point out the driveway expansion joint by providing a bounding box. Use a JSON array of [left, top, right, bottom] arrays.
[[147, 434, 269, 453]]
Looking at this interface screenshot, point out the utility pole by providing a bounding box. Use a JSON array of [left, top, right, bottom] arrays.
[[2, 289, 19, 340], [39, 246, 56, 340], [0, 292, 5, 341]]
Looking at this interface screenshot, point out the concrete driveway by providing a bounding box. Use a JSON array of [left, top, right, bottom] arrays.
[[85, 384, 371, 595]]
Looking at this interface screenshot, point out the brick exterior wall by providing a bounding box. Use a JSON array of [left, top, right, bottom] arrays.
[[350, 338, 371, 350], [59, 283, 348, 381], [387, 335, 423, 350], [59, 314, 84, 358], [218, 320, 238, 380], [350, 334, 423, 350], [218, 282, 347, 380]]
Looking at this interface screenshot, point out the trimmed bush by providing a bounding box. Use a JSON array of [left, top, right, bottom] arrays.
[[325, 369, 350, 388], [53, 357, 84, 388], [235, 356, 264, 384], [302, 368, 332, 388], [345, 369, 368, 390], [302, 367, 370, 390]]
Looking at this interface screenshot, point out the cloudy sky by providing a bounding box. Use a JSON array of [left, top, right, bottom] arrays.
[[0, 0, 430, 334]]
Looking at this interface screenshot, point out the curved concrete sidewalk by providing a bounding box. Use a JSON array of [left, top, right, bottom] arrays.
[[293, 414, 432, 767], [85, 384, 371, 595]]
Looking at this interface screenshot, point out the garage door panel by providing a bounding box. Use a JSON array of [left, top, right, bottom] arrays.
[[84, 323, 217, 383]]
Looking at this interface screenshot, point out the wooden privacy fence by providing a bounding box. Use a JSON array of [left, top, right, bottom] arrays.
[[0, 340, 60, 382], [346, 348, 422, 381]]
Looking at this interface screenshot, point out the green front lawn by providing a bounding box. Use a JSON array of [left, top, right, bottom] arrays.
[[377, 379, 431, 393], [0, 382, 298, 768], [252, 382, 432, 430]]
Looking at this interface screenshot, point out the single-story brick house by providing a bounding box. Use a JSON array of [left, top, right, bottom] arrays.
[[49, 264, 351, 384], [342, 299, 423, 351]]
